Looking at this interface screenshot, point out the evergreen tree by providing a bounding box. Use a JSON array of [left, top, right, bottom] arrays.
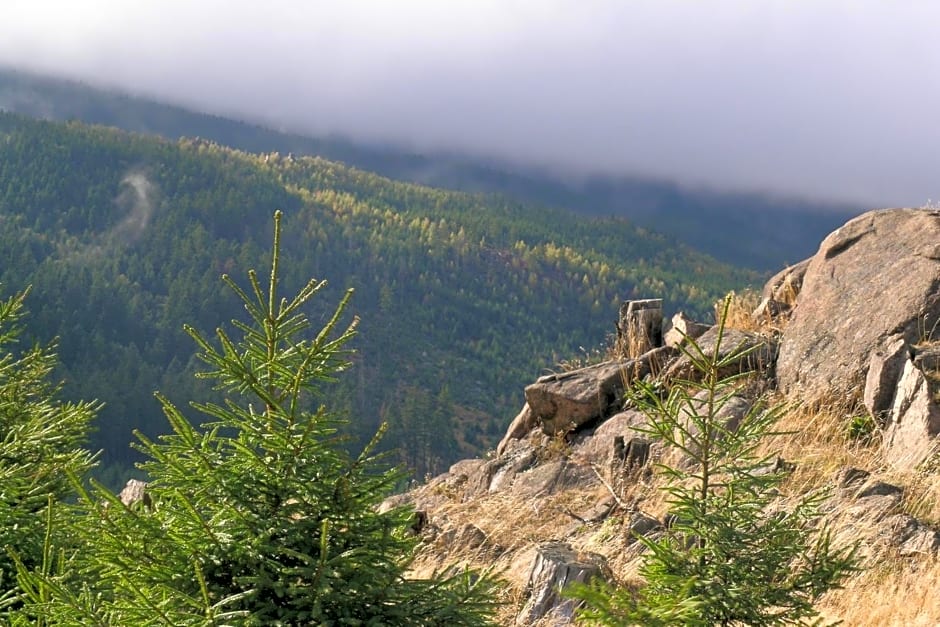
[[570, 297, 858, 626], [12, 212, 498, 625], [0, 289, 97, 614]]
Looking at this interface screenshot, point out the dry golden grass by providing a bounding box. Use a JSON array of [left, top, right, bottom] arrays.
[[408, 390, 940, 624], [884, 461, 940, 525], [717, 289, 763, 332], [758, 399, 883, 496], [818, 555, 940, 626], [774, 268, 802, 308], [408, 483, 617, 622]]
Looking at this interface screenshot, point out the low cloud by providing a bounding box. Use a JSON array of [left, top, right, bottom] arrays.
[[112, 171, 156, 246], [1, 1, 939, 206]]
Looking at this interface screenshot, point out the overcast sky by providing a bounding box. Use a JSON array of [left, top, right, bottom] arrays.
[[1, 0, 938, 206]]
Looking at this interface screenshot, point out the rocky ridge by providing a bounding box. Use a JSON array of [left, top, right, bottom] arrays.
[[389, 208, 940, 625]]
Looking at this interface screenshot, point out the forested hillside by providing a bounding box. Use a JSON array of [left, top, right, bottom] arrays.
[[0, 112, 756, 479], [0, 67, 860, 270]]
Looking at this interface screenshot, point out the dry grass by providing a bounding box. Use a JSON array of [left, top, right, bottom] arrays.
[[774, 268, 802, 308], [409, 391, 940, 624], [886, 462, 940, 525], [757, 399, 883, 496], [555, 341, 611, 372], [818, 555, 940, 626], [408, 483, 615, 622], [717, 289, 763, 332]]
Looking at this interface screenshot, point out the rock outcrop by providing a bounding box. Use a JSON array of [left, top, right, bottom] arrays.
[[863, 336, 909, 420], [616, 298, 664, 357], [826, 467, 940, 559], [777, 209, 940, 409], [401, 208, 940, 624], [526, 346, 672, 436], [570, 409, 648, 466], [882, 358, 940, 469], [663, 311, 710, 348], [497, 404, 536, 457]]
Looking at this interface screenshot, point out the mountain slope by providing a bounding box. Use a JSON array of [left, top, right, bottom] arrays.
[[0, 112, 756, 477], [0, 67, 861, 270]]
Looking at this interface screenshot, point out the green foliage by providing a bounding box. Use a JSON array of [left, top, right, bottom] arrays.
[[9, 213, 499, 625], [0, 67, 860, 272], [0, 289, 97, 615], [846, 413, 877, 443], [0, 111, 758, 476], [570, 298, 858, 626]]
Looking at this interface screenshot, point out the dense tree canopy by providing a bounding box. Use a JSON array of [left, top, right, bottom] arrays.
[[0, 112, 758, 478]]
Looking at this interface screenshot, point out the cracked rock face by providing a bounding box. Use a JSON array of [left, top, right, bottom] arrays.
[[777, 209, 940, 408], [882, 359, 940, 469]]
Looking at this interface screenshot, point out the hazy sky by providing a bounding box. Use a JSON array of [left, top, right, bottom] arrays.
[[1, 0, 938, 206]]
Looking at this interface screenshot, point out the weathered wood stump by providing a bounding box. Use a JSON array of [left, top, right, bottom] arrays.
[[516, 541, 610, 625], [617, 299, 664, 358]]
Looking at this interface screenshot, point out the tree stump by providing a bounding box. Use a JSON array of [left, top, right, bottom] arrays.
[[617, 299, 664, 358], [516, 542, 610, 625]]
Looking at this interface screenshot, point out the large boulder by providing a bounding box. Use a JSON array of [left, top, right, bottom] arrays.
[[526, 347, 672, 436], [777, 209, 940, 407]]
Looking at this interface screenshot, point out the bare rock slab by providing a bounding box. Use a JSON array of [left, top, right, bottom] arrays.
[[497, 403, 536, 457], [777, 208, 940, 407], [527, 347, 672, 436], [863, 335, 908, 420], [571, 409, 648, 464]]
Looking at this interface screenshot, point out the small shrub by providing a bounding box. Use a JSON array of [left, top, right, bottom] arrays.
[[0, 289, 97, 617], [846, 413, 877, 443], [11, 212, 499, 626], [569, 296, 859, 626]]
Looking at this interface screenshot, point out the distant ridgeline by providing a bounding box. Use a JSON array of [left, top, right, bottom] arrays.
[[0, 112, 756, 479], [0, 67, 861, 271]]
